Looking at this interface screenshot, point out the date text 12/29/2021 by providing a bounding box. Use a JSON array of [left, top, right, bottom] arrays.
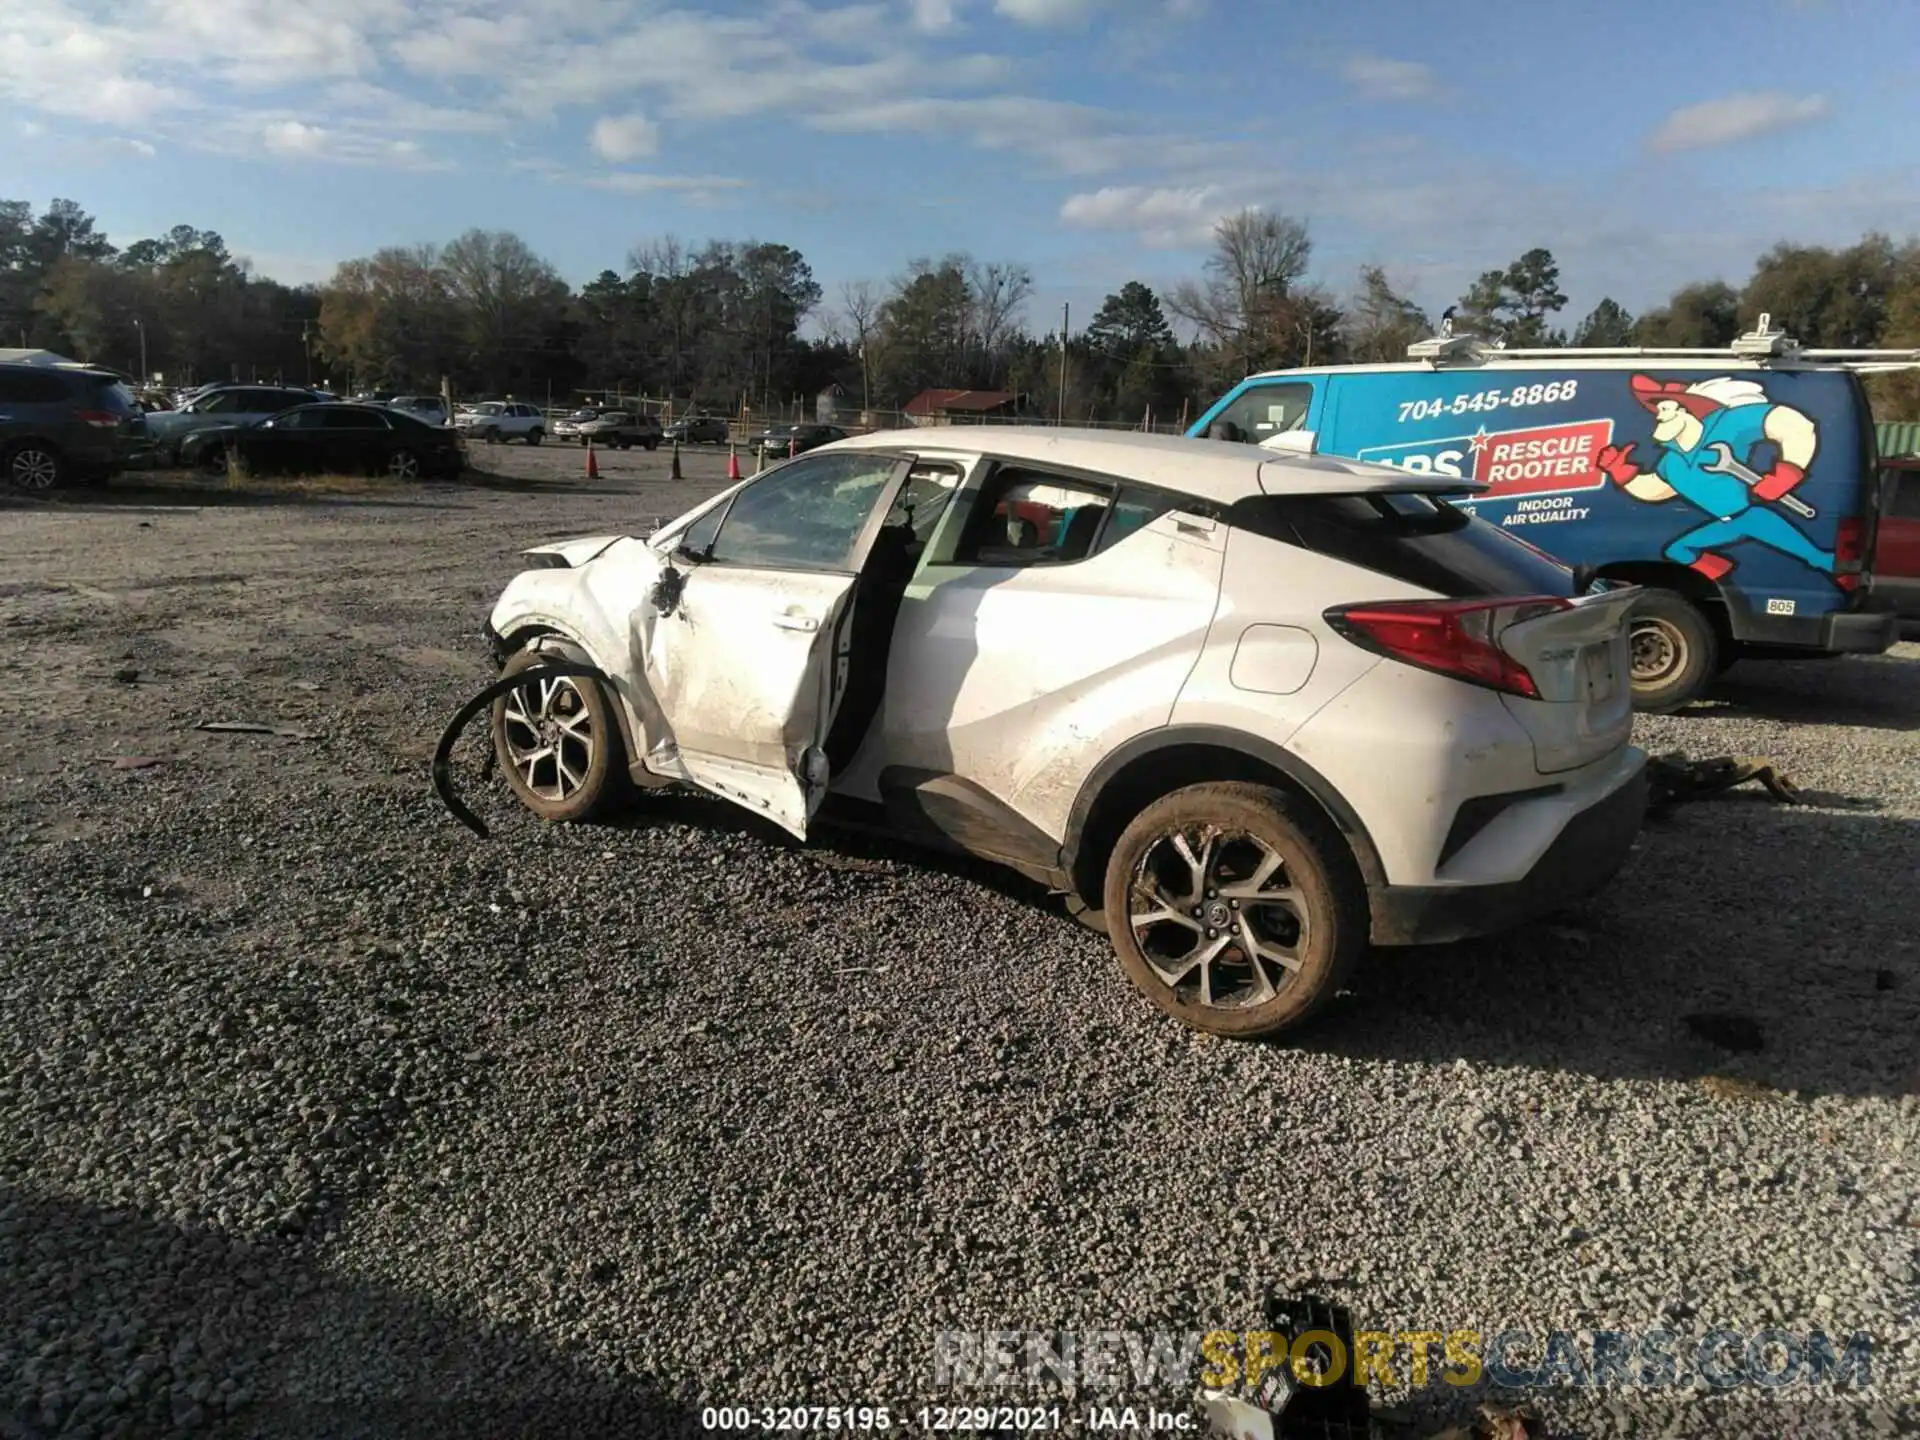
[[701, 1406, 1097, 1432]]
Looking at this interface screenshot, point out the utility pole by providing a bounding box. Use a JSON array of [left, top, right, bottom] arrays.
[[1057, 301, 1069, 426], [302, 321, 313, 386], [134, 318, 147, 386]]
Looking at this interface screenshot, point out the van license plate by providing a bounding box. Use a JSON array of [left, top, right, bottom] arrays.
[[1582, 643, 1615, 702]]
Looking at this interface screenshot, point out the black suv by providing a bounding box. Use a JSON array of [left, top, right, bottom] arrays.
[[1, 363, 142, 490]]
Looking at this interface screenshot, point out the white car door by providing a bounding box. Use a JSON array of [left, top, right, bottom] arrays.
[[644, 449, 913, 838]]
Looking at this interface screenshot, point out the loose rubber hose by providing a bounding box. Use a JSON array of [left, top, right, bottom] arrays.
[[431, 659, 619, 838]]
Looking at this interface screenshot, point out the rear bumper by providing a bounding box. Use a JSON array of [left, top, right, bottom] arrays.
[[1369, 753, 1648, 946], [1730, 602, 1897, 654], [1865, 574, 1920, 623]]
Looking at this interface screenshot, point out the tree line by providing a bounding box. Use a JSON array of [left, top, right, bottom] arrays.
[[5, 196, 1917, 420]]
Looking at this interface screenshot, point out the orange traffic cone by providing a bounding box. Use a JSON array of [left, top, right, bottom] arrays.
[[727, 443, 741, 480], [584, 439, 599, 480]]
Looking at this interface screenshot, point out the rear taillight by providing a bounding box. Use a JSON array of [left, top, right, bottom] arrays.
[[74, 409, 121, 428], [1325, 595, 1572, 699], [1835, 516, 1864, 570]]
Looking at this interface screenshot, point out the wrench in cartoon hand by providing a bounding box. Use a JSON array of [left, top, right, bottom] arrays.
[[1701, 442, 1817, 518]]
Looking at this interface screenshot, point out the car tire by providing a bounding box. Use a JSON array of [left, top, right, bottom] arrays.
[[526, 430, 542, 446], [1102, 781, 1363, 1039], [385, 449, 421, 481], [483, 428, 501, 444], [490, 648, 628, 824], [4, 440, 65, 491], [644, 438, 658, 452], [1627, 589, 1718, 713]]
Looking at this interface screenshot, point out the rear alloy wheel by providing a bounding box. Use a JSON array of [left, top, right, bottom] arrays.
[[490, 648, 626, 822], [386, 449, 421, 481], [1103, 782, 1362, 1038], [1627, 588, 1718, 713], [526, 429, 542, 446], [5, 442, 63, 491]]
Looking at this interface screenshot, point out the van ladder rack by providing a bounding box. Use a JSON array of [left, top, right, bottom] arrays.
[[1407, 313, 1920, 371]]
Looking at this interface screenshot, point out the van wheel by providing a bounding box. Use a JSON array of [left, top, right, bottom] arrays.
[[1103, 782, 1363, 1039], [1628, 589, 1718, 713]]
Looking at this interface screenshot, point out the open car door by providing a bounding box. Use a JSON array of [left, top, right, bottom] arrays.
[[643, 449, 915, 839]]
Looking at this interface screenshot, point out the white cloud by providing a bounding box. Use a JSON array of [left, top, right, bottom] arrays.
[[908, 0, 959, 30], [590, 112, 660, 162], [1339, 54, 1445, 103], [995, 0, 1100, 23], [263, 119, 327, 155], [1647, 92, 1830, 153], [1058, 184, 1241, 248], [582, 170, 750, 206]]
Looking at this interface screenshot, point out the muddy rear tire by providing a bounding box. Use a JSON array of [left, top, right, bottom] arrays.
[[1102, 781, 1363, 1039]]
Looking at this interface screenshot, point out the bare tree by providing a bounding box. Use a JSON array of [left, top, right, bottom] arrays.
[[839, 278, 881, 413], [1167, 208, 1314, 376], [965, 259, 1033, 381]]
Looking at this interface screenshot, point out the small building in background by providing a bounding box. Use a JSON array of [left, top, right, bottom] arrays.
[[902, 388, 1030, 426], [815, 383, 847, 424]]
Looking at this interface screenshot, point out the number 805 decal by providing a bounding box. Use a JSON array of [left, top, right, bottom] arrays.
[[1397, 379, 1579, 424]]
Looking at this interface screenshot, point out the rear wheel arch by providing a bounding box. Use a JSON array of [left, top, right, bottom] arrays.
[[1062, 728, 1383, 917], [1596, 561, 1733, 639]]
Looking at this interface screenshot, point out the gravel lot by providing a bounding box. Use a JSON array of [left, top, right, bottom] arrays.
[[2, 443, 1916, 1439]]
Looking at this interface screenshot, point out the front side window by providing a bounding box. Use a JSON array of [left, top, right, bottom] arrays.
[[952, 467, 1115, 567], [1203, 381, 1314, 445], [197, 391, 239, 414], [270, 407, 324, 430], [705, 452, 900, 571]]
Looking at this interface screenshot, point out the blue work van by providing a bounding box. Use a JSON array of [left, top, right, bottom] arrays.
[[1188, 320, 1905, 710]]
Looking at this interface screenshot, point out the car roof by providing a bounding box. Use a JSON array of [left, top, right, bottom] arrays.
[[822, 425, 1478, 502]]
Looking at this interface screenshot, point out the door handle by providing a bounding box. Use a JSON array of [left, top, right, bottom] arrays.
[[773, 613, 819, 632]]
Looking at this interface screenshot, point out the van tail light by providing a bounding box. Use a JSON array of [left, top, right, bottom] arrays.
[[1325, 596, 1573, 700], [74, 409, 122, 429], [1835, 516, 1865, 570]]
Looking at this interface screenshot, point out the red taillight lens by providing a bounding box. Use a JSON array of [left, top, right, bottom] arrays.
[[75, 409, 121, 428], [1835, 517, 1864, 569], [1326, 595, 1572, 699]]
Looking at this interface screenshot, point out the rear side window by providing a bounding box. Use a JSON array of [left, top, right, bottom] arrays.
[[0, 369, 75, 403], [1231, 491, 1577, 598], [953, 467, 1114, 567]]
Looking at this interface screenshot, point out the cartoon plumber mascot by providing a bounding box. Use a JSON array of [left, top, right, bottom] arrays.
[[1595, 374, 1832, 581]]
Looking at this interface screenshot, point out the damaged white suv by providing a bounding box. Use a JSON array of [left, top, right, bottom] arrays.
[[475, 429, 1647, 1037]]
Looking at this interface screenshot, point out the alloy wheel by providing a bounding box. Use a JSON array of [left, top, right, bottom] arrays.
[[1127, 824, 1310, 1011], [499, 676, 596, 802], [8, 447, 59, 491], [387, 450, 421, 480]]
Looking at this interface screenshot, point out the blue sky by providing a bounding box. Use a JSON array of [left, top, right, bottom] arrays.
[[4, 0, 1917, 339]]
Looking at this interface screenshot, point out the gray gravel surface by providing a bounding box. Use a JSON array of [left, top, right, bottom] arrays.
[[1, 451, 1915, 1439]]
